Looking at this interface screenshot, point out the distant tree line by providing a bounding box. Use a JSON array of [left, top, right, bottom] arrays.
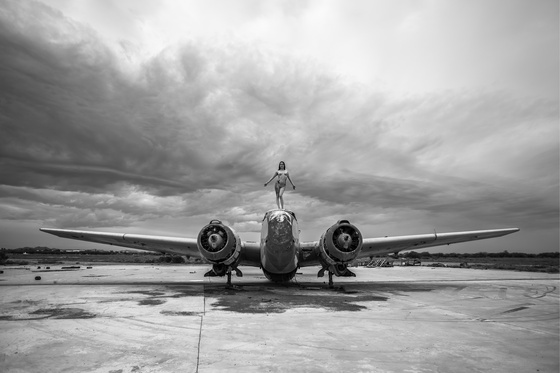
[[0, 247, 196, 265], [0, 250, 8, 265], [153, 255, 185, 263], [1, 247, 161, 255], [400, 250, 559, 259]]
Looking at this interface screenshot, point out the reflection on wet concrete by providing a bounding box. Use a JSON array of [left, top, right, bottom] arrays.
[[138, 299, 166, 306], [31, 307, 96, 319], [123, 286, 205, 306], [201, 282, 442, 313], [160, 310, 202, 316], [1, 307, 95, 320]]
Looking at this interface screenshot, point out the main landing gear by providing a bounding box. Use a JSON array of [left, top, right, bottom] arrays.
[[226, 267, 243, 288], [317, 265, 356, 289], [204, 264, 243, 288]]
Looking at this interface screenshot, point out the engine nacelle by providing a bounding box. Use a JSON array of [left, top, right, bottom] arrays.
[[318, 220, 363, 275], [197, 220, 241, 267]]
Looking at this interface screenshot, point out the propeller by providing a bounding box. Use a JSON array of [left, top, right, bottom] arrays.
[[332, 226, 359, 252], [201, 225, 227, 252]]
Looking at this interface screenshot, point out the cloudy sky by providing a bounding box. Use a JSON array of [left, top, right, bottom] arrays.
[[0, 0, 558, 253]]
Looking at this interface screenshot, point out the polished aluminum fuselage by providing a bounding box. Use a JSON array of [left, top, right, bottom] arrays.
[[260, 209, 299, 275]]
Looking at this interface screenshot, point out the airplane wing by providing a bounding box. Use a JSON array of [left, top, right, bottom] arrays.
[[298, 227, 519, 267], [40, 228, 200, 256], [356, 228, 520, 259], [40, 228, 263, 266]]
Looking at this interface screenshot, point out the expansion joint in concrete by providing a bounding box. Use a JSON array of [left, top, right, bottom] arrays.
[[196, 286, 206, 373]]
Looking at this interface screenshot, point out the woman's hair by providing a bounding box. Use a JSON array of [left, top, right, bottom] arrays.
[[278, 161, 286, 170]]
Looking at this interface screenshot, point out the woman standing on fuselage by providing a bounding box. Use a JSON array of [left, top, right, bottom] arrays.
[[264, 161, 296, 210]]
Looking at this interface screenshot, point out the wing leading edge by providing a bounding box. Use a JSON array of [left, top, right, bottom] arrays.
[[356, 228, 520, 259], [40, 228, 200, 256]]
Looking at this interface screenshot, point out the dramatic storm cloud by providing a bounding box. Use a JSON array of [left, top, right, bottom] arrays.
[[0, 0, 558, 252]]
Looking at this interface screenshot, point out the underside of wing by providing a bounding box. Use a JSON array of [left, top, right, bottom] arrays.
[[40, 228, 200, 257], [357, 228, 520, 259], [239, 241, 261, 266]]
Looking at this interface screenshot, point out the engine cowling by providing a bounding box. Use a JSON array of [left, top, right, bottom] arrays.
[[318, 220, 363, 275], [197, 220, 241, 267]]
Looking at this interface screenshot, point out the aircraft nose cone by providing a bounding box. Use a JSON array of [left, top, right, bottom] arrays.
[[337, 233, 352, 250], [209, 234, 224, 250]]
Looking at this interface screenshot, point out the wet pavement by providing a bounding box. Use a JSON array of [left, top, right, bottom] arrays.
[[0, 265, 558, 372]]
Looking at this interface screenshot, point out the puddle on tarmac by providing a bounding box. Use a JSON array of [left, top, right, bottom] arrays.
[[138, 299, 166, 306], [204, 283, 395, 313], [1, 307, 96, 320], [31, 307, 96, 319], [160, 310, 202, 316], [125, 290, 167, 297], [121, 286, 203, 306]]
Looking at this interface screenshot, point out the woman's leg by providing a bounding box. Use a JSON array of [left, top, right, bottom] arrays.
[[275, 183, 281, 209], [278, 187, 286, 209]]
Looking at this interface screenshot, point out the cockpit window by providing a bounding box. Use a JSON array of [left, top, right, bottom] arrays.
[[263, 210, 297, 222]]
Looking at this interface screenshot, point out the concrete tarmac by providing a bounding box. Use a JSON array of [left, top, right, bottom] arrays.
[[0, 265, 558, 373]]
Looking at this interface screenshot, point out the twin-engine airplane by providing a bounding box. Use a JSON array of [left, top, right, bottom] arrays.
[[41, 209, 519, 287]]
